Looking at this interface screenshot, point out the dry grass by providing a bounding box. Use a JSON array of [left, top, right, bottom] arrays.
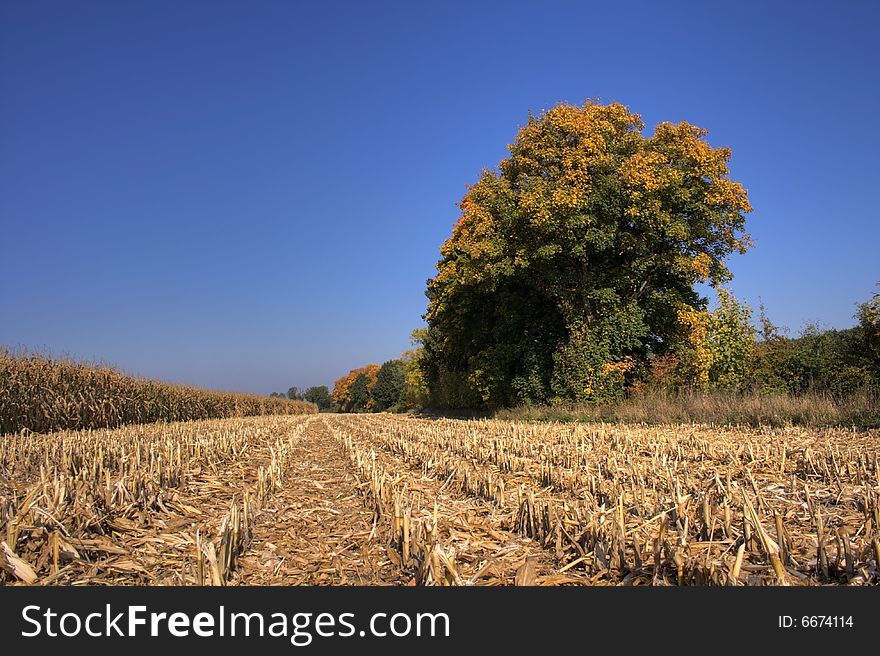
[[0, 349, 316, 434], [498, 389, 880, 428], [2, 414, 876, 586]]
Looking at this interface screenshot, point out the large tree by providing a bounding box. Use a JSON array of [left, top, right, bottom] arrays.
[[423, 101, 752, 408]]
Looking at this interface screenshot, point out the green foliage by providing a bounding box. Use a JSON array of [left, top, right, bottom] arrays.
[[372, 360, 406, 411], [348, 374, 371, 412], [287, 386, 303, 401], [423, 101, 752, 408], [331, 364, 380, 413], [857, 282, 880, 379], [746, 284, 880, 397], [705, 288, 756, 390], [402, 330, 430, 409], [750, 325, 875, 396], [303, 385, 333, 411]]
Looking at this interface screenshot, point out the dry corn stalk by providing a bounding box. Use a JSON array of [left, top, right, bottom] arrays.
[[1, 541, 38, 584]]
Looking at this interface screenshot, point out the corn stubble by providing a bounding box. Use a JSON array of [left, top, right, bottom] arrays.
[[1, 413, 878, 586], [1, 416, 311, 585]]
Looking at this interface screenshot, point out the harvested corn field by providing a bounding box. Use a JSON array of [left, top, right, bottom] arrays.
[[1, 414, 878, 586]]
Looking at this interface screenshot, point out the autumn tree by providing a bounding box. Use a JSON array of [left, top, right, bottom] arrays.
[[423, 101, 753, 408], [676, 287, 755, 390], [332, 364, 379, 412]]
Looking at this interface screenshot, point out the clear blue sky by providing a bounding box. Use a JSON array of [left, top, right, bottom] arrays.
[[2, 1, 878, 394]]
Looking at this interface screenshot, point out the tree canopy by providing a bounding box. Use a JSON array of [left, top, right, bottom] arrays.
[[332, 364, 379, 412], [348, 374, 372, 412], [423, 101, 753, 408], [303, 385, 333, 411], [372, 359, 406, 410]]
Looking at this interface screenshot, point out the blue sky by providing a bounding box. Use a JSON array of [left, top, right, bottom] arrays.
[[1, 1, 878, 394]]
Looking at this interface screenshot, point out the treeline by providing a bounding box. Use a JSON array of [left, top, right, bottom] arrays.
[[492, 290, 880, 428], [330, 336, 428, 413], [749, 301, 880, 397], [613, 287, 880, 401], [331, 100, 878, 426], [335, 101, 877, 425], [269, 385, 333, 411], [0, 350, 317, 434], [328, 285, 880, 422]]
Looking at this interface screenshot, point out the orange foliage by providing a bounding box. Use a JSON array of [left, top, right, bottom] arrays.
[[332, 364, 380, 410]]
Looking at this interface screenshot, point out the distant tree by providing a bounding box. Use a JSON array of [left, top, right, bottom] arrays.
[[402, 329, 430, 409], [857, 283, 880, 379], [303, 385, 332, 411], [287, 386, 303, 401], [372, 360, 406, 411], [348, 374, 372, 412], [332, 364, 379, 412], [269, 391, 286, 398]]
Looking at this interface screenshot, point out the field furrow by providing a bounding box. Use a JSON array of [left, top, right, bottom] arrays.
[[327, 416, 583, 585], [233, 418, 400, 585], [2, 414, 877, 586]]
